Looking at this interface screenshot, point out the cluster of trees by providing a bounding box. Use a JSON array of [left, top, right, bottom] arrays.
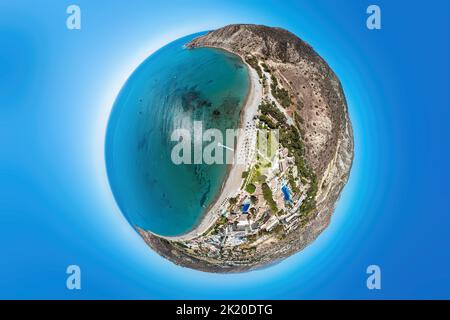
[[294, 112, 305, 126], [257, 98, 317, 216], [258, 99, 286, 124], [279, 125, 310, 180], [245, 55, 263, 79], [261, 62, 271, 73], [279, 124, 317, 216], [249, 65, 317, 220], [270, 75, 291, 108], [300, 175, 317, 215], [288, 174, 300, 194], [259, 114, 277, 129], [245, 183, 256, 194]]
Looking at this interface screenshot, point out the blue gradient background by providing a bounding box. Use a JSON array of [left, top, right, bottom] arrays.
[[0, 0, 449, 299]]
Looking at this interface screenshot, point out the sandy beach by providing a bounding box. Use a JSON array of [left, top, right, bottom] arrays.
[[160, 51, 262, 241]]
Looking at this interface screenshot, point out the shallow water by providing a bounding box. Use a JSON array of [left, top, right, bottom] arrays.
[[105, 33, 249, 236]]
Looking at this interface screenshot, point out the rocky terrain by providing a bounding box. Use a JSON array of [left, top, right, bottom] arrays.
[[138, 24, 354, 272]]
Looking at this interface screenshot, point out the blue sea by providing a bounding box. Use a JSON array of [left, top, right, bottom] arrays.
[[106, 34, 249, 236]]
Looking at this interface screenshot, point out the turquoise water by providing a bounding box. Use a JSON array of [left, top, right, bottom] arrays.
[[105, 33, 249, 236]]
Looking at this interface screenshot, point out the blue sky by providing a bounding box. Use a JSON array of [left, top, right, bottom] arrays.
[[1, 0, 449, 299]]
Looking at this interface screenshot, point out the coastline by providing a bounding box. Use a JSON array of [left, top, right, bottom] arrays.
[[134, 25, 354, 272], [159, 46, 263, 241]]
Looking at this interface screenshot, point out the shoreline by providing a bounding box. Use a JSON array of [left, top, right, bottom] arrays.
[[134, 24, 354, 272], [159, 45, 262, 241]]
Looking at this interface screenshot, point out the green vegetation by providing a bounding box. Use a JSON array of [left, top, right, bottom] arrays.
[[300, 174, 317, 215], [258, 98, 318, 221], [255, 68, 319, 223], [256, 128, 277, 160], [270, 75, 291, 108], [246, 233, 257, 243], [259, 99, 286, 124], [259, 114, 277, 129], [277, 209, 285, 217], [250, 195, 258, 204], [294, 112, 304, 125], [257, 174, 267, 183], [272, 86, 291, 108], [229, 197, 238, 205], [242, 170, 249, 179], [261, 62, 271, 73], [262, 183, 278, 212], [272, 224, 286, 240], [288, 173, 300, 194], [245, 183, 256, 194], [245, 55, 263, 78], [277, 121, 318, 219], [246, 165, 267, 185], [257, 93, 318, 218], [245, 166, 256, 184], [217, 216, 228, 225], [280, 125, 310, 178]]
